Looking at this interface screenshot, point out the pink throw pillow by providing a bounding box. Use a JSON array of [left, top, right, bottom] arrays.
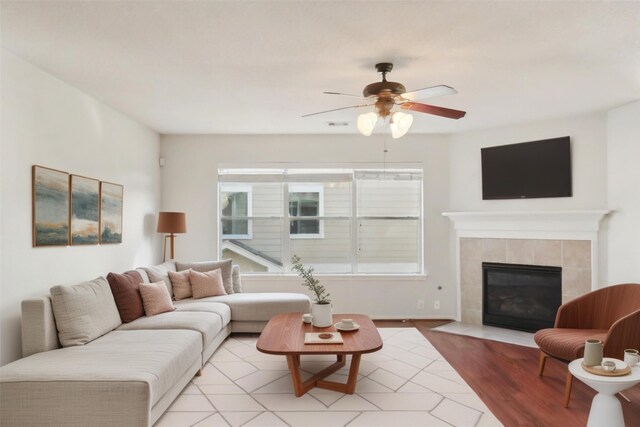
[[168, 269, 192, 300], [139, 281, 176, 316], [190, 269, 227, 299]]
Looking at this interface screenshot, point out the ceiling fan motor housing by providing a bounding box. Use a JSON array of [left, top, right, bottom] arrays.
[[364, 62, 405, 98], [363, 81, 407, 98]]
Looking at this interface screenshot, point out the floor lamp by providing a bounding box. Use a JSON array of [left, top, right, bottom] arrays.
[[157, 212, 187, 262]]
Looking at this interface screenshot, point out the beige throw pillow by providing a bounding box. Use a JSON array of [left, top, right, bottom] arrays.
[[50, 277, 122, 347], [168, 269, 192, 300], [139, 281, 176, 316], [232, 265, 242, 293], [190, 269, 227, 299]]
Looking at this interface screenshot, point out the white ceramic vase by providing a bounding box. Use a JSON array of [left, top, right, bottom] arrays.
[[311, 303, 332, 328]]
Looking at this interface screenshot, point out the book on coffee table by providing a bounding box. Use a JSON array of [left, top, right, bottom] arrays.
[[304, 332, 344, 344]]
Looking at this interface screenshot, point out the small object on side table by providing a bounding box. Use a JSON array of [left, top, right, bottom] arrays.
[[601, 361, 616, 372]]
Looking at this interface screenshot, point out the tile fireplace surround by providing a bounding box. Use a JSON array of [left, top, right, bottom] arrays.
[[443, 211, 610, 325]]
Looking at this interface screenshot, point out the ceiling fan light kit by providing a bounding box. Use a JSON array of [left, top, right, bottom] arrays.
[[356, 112, 378, 136], [305, 62, 466, 138], [390, 111, 414, 139]]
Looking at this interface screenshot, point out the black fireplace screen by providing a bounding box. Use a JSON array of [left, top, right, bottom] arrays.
[[482, 262, 562, 332]]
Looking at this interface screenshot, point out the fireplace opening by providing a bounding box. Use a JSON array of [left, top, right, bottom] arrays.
[[482, 262, 561, 332]]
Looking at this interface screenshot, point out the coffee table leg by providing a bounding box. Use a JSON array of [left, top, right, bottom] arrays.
[[286, 355, 305, 397], [285, 353, 366, 397], [345, 354, 361, 394]]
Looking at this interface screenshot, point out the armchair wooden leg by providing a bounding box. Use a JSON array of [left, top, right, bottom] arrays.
[[564, 370, 573, 408], [538, 352, 548, 376]]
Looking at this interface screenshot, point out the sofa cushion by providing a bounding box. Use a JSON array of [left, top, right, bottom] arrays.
[[50, 277, 122, 347], [117, 311, 223, 348], [135, 268, 151, 283], [140, 262, 176, 297], [177, 260, 234, 295], [0, 330, 200, 409], [139, 282, 176, 316], [190, 269, 226, 299], [187, 293, 311, 321], [232, 265, 242, 293], [173, 300, 232, 326], [168, 270, 192, 300], [106, 270, 145, 323]]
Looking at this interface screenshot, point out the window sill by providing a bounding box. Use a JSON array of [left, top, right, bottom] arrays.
[[242, 272, 429, 282]]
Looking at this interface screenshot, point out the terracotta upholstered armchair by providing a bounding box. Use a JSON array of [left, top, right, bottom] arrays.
[[534, 283, 640, 407]]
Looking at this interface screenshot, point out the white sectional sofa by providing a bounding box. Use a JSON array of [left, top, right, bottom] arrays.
[[0, 261, 310, 426]]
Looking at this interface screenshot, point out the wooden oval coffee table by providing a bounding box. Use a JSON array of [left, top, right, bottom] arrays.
[[256, 313, 383, 397]]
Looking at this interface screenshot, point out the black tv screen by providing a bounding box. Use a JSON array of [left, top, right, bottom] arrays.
[[481, 136, 572, 200]]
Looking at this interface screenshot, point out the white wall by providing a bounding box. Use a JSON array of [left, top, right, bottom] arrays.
[[0, 51, 162, 365], [160, 133, 454, 319], [448, 113, 608, 211], [606, 100, 640, 284], [447, 113, 610, 287]]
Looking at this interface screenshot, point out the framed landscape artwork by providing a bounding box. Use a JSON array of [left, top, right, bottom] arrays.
[[32, 165, 70, 247], [100, 181, 123, 244], [70, 175, 100, 245]]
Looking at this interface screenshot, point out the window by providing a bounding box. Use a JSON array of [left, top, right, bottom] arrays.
[[220, 184, 252, 239], [289, 184, 323, 238], [218, 168, 422, 274]]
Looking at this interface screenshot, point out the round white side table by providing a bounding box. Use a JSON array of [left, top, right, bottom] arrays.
[[569, 358, 640, 427]]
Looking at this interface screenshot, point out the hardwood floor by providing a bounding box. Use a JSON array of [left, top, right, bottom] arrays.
[[374, 320, 640, 427]]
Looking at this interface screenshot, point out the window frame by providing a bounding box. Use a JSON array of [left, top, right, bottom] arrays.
[[220, 183, 253, 240], [288, 183, 324, 239], [217, 168, 424, 275]]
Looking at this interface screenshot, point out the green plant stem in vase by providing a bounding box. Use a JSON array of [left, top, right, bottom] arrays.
[[291, 255, 330, 305]]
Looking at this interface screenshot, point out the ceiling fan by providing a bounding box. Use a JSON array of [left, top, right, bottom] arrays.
[[303, 62, 466, 138]]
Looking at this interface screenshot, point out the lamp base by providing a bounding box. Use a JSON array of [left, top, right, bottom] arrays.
[[162, 234, 176, 262]]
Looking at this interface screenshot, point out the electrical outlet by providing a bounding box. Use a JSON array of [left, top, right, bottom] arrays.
[[434, 300, 441, 310], [417, 299, 425, 310]]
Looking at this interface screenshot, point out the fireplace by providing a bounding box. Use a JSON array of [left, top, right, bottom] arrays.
[[482, 262, 561, 332]]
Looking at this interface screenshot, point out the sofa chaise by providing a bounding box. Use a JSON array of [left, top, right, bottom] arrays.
[[0, 260, 311, 426]]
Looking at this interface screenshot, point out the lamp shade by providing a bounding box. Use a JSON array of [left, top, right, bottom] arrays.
[[157, 212, 187, 233], [357, 112, 378, 136], [390, 112, 413, 139]]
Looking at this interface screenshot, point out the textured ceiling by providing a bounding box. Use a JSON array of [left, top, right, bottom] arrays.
[[2, 1, 639, 134]]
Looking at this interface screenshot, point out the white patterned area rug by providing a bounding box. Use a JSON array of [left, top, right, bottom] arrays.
[[155, 328, 503, 427]]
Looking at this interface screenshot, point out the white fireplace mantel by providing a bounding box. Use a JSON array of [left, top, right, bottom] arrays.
[[443, 210, 611, 321], [442, 210, 611, 240]]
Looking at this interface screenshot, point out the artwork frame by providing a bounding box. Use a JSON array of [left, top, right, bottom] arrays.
[[70, 174, 100, 245], [99, 181, 124, 244], [32, 165, 70, 247]]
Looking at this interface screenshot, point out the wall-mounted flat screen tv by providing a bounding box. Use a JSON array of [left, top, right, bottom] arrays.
[[481, 136, 572, 200]]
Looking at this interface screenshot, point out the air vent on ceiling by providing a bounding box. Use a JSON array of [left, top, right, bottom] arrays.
[[326, 121, 350, 127]]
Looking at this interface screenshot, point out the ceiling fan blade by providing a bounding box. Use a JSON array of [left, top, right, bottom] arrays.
[[400, 102, 466, 119], [323, 91, 365, 98], [401, 85, 457, 101], [302, 104, 373, 117]]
